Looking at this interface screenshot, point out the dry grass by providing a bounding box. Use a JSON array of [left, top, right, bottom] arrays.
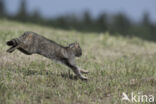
[[0, 19, 156, 104]]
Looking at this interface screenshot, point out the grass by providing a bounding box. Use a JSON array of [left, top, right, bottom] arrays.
[[0, 19, 156, 104]]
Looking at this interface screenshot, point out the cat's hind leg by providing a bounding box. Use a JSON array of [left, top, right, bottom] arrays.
[[6, 38, 21, 53], [6, 44, 21, 53]]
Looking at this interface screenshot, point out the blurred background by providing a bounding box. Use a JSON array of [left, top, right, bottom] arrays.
[[0, 0, 156, 41]]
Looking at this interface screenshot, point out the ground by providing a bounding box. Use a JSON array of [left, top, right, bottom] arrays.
[[0, 19, 156, 104]]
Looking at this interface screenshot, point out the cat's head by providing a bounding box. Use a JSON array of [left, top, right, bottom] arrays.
[[69, 42, 82, 57]]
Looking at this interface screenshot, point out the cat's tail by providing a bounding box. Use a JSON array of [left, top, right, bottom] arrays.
[[6, 38, 21, 53], [6, 38, 20, 46]]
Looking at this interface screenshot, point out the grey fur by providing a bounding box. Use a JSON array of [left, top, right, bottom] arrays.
[[6, 31, 88, 80]]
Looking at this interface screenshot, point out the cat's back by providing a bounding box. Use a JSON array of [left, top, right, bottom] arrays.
[[20, 31, 66, 54], [19, 31, 44, 42], [19, 31, 58, 46]]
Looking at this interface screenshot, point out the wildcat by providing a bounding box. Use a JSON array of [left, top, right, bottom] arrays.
[[6, 31, 88, 80]]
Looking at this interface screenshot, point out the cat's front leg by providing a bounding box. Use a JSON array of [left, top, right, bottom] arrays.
[[64, 59, 88, 80], [80, 68, 89, 74]]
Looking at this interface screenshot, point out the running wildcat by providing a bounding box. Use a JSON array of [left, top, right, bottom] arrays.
[[6, 31, 88, 80]]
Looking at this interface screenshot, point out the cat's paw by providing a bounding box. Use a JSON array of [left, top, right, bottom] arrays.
[[80, 69, 89, 74]]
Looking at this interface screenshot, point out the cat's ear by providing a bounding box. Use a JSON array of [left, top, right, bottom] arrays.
[[69, 42, 79, 48], [74, 41, 79, 47], [75, 41, 79, 45], [69, 43, 75, 49]]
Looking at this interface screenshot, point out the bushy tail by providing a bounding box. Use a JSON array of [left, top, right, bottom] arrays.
[[6, 38, 21, 53], [6, 38, 20, 46]]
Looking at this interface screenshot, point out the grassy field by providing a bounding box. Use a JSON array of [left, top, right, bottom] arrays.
[[0, 19, 156, 104]]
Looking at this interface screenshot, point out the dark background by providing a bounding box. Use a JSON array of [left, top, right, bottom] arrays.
[[0, 0, 156, 41]]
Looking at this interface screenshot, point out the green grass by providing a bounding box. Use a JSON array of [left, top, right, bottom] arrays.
[[0, 19, 156, 104]]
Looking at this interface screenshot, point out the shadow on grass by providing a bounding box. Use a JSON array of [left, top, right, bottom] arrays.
[[22, 69, 79, 80], [61, 72, 78, 80]]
